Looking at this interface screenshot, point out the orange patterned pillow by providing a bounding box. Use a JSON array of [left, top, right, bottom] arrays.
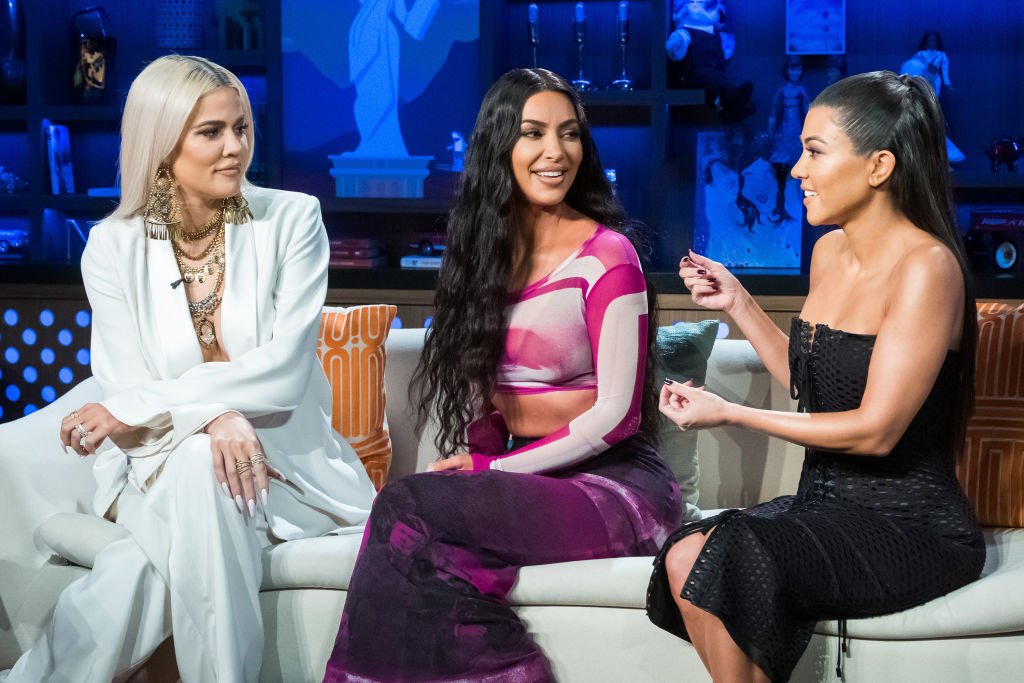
[[958, 302, 1024, 527], [318, 305, 397, 490]]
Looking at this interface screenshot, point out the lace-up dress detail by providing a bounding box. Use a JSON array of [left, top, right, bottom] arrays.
[[647, 318, 985, 683]]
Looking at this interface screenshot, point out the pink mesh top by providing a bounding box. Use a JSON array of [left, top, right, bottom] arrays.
[[467, 226, 648, 474]]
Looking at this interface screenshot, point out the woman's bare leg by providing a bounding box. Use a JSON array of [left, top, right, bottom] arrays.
[[664, 530, 770, 683]]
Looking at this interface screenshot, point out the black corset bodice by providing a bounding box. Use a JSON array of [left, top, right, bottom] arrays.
[[788, 318, 981, 546]]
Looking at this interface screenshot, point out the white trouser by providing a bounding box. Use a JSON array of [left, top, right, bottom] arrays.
[[2, 435, 266, 683]]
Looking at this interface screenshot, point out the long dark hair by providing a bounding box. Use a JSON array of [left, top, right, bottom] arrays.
[[813, 70, 976, 449], [412, 68, 659, 458]]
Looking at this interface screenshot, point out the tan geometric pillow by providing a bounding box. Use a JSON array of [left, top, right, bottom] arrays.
[[958, 302, 1024, 527], [318, 305, 397, 490]]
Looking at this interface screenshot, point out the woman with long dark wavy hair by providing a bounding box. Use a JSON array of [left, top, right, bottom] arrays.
[[648, 71, 984, 682], [324, 68, 682, 682]]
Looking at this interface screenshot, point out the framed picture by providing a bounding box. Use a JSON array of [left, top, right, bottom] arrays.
[[692, 131, 802, 270], [43, 120, 75, 195], [786, 0, 845, 55]]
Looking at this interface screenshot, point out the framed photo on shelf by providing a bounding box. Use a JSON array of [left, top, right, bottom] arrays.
[[786, 0, 845, 55], [692, 131, 802, 270], [43, 120, 75, 195]]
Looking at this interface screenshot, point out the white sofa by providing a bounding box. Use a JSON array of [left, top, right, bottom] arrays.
[[1, 328, 1022, 682]]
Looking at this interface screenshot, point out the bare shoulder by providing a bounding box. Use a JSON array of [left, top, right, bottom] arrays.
[[807, 229, 845, 287], [891, 237, 963, 299]]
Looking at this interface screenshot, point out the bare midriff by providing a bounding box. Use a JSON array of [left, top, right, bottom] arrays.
[[492, 388, 597, 438]]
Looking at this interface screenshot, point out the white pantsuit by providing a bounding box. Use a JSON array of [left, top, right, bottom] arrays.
[[2, 187, 376, 682]]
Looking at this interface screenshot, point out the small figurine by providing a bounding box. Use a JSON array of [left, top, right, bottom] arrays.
[[900, 30, 964, 163], [767, 55, 809, 169], [447, 131, 466, 172], [824, 53, 847, 86], [666, 0, 753, 122], [902, 30, 952, 98], [985, 138, 1021, 173]]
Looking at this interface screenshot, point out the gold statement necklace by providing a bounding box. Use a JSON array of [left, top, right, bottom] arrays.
[[172, 209, 226, 347]]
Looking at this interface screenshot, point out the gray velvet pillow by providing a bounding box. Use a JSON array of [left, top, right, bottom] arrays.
[[654, 320, 720, 522]]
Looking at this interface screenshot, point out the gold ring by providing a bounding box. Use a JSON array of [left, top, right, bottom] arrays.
[[235, 460, 252, 475], [76, 423, 89, 438], [250, 452, 267, 466], [69, 411, 79, 420]]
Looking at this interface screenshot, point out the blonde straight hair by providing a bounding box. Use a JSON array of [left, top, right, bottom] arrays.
[[111, 55, 255, 220]]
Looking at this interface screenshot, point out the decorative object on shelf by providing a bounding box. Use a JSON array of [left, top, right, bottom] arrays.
[[570, 2, 597, 93], [693, 130, 801, 269], [156, 0, 207, 50], [824, 53, 847, 86], [329, 237, 385, 268], [785, 0, 844, 55], [985, 138, 1022, 172], [64, 218, 94, 262], [965, 210, 1024, 273], [0, 225, 28, 258], [666, 0, 753, 122], [328, 0, 440, 198], [608, 2, 634, 92], [0, 0, 25, 104], [72, 6, 113, 104], [900, 30, 964, 163], [143, 165, 183, 240], [43, 120, 74, 195], [767, 55, 809, 169], [407, 232, 446, 257], [0, 164, 27, 193], [447, 131, 466, 172], [218, 0, 262, 50], [527, 3, 539, 69]]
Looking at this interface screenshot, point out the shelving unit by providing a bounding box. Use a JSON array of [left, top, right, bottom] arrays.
[[0, 0, 282, 266]]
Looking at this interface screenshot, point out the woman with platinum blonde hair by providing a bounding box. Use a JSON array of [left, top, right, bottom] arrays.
[[1, 55, 375, 682]]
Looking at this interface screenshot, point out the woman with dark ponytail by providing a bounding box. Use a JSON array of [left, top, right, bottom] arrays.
[[648, 70, 984, 682], [324, 68, 681, 682]]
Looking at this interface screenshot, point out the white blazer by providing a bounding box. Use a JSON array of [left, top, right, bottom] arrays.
[[82, 186, 375, 537]]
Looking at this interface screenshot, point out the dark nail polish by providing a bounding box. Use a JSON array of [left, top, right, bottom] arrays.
[[707, 277, 717, 282], [664, 378, 673, 385], [697, 268, 707, 275], [681, 256, 690, 263]]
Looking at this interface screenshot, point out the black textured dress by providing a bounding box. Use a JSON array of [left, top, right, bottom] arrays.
[[646, 318, 986, 683]]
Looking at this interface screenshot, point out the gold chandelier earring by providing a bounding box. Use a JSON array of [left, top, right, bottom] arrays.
[[143, 165, 184, 240], [222, 192, 252, 225]]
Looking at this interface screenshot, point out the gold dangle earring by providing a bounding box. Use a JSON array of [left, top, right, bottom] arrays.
[[143, 165, 184, 240], [222, 192, 252, 225]]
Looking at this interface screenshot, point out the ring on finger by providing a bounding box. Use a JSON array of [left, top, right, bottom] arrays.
[[249, 452, 267, 467], [79, 435, 89, 448], [235, 460, 252, 475], [75, 423, 89, 438], [69, 410, 79, 420]]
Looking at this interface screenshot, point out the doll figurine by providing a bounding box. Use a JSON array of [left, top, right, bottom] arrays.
[[666, 0, 753, 121], [900, 30, 964, 163], [767, 55, 809, 168]]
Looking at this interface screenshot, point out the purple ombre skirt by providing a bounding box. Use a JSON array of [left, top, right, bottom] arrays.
[[323, 434, 681, 682]]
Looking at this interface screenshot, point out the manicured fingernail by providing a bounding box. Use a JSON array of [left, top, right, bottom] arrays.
[[681, 256, 690, 263], [707, 277, 717, 282], [247, 499, 256, 517], [221, 482, 230, 497], [697, 268, 707, 275], [261, 489, 268, 506], [235, 495, 244, 515], [664, 378, 674, 385]]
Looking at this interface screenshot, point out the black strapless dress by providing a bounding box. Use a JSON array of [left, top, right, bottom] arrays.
[[646, 318, 985, 683]]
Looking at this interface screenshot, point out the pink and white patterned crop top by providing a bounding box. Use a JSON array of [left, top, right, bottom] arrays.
[[467, 226, 648, 474]]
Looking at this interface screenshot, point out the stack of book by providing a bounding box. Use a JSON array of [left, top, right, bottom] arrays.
[[329, 237, 386, 269]]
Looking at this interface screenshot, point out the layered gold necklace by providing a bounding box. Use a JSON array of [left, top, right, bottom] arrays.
[[172, 209, 226, 347]]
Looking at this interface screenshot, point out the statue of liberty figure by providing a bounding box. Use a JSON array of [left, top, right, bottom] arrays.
[[348, 0, 439, 157]]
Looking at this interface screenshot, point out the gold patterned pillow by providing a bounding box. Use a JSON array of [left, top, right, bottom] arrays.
[[958, 302, 1024, 527], [318, 305, 397, 490]]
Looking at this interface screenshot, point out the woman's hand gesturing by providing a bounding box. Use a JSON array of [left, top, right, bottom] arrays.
[[679, 249, 741, 313], [206, 411, 285, 517], [60, 403, 132, 456], [426, 455, 473, 472], [659, 380, 732, 432]]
